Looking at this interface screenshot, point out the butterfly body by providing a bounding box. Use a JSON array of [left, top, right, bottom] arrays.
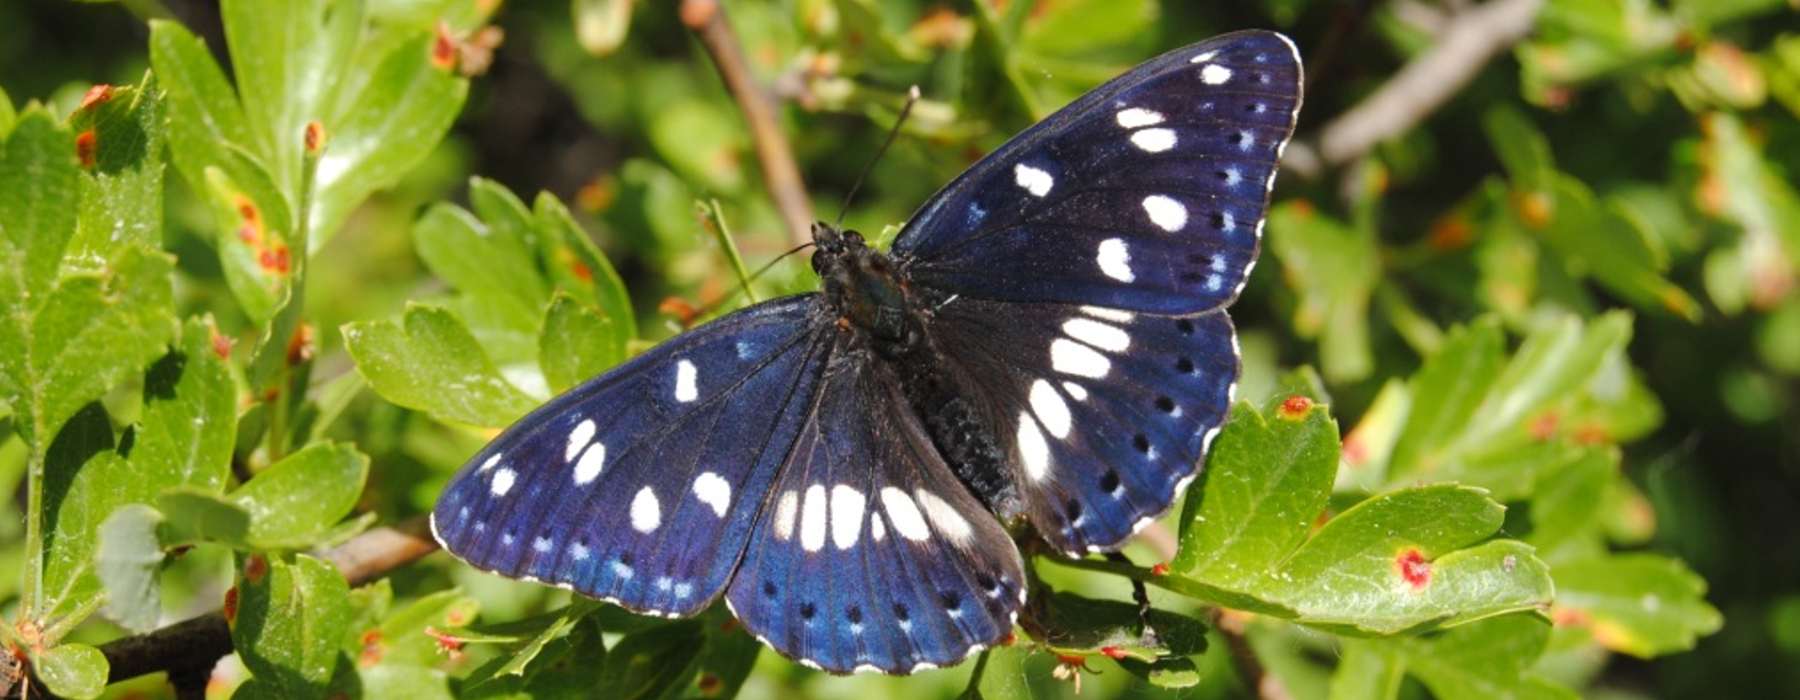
[[433, 30, 1302, 674]]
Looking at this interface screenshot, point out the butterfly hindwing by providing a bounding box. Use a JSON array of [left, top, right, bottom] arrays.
[[724, 337, 1028, 674], [925, 299, 1240, 554], [894, 30, 1301, 316], [432, 296, 834, 616]]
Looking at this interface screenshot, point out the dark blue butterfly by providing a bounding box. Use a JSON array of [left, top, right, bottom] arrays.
[[433, 30, 1302, 675]]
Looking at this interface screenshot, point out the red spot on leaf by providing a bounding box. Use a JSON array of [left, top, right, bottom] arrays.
[[1529, 412, 1560, 440], [444, 608, 471, 626], [1099, 646, 1128, 660], [244, 555, 268, 584], [425, 626, 466, 654], [1428, 215, 1474, 251], [660, 296, 704, 328], [78, 84, 116, 111], [1574, 423, 1609, 445], [287, 323, 315, 366], [209, 326, 235, 360], [1150, 562, 1170, 577], [1277, 395, 1313, 420], [236, 196, 261, 226], [1000, 631, 1018, 647], [1054, 652, 1089, 667], [570, 259, 594, 283], [1551, 606, 1589, 627], [718, 618, 740, 634], [223, 587, 240, 625], [696, 672, 722, 695], [75, 130, 98, 169], [1395, 548, 1432, 591], [305, 121, 328, 154], [359, 630, 384, 667], [431, 22, 459, 71]]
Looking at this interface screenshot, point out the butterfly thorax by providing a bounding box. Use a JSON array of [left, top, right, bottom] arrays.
[[812, 221, 1027, 522]]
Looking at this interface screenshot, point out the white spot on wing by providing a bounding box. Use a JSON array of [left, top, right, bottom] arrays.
[[532, 536, 552, 553], [880, 487, 930, 541], [773, 489, 799, 541], [1063, 381, 1090, 401], [630, 487, 661, 533], [674, 359, 699, 403], [693, 471, 731, 518], [1080, 305, 1135, 323], [1115, 107, 1164, 128], [1063, 317, 1130, 352], [612, 559, 634, 579], [870, 514, 886, 542], [1028, 380, 1072, 439], [830, 484, 866, 550], [566, 419, 596, 462], [1200, 63, 1233, 85], [800, 484, 828, 552], [1051, 338, 1112, 378], [1190, 50, 1218, 64], [490, 468, 517, 496], [571, 541, 591, 560], [479, 453, 502, 472], [1017, 412, 1051, 481], [1130, 128, 1176, 152], [1014, 163, 1053, 197], [914, 490, 972, 544], [573, 441, 605, 485], [1096, 238, 1134, 282], [1144, 195, 1188, 232]]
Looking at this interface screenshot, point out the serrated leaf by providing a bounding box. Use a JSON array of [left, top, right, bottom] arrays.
[[310, 30, 468, 244], [230, 442, 367, 548], [32, 643, 107, 700], [135, 318, 237, 493], [68, 74, 166, 265], [1551, 553, 1722, 657], [595, 619, 706, 700], [222, 0, 358, 201], [533, 192, 634, 347], [343, 304, 539, 426], [1268, 487, 1553, 635], [1175, 397, 1337, 587], [1387, 319, 1505, 479], [96, 503, 166, 633], [358, 589, 482, 669], [149, 19, 255, 214], [201, 164, 295, 326], [1399, 615, 1576, 700], [414, 197, 545, 366], [465, 616, 608, 700], [158, 489, 252, 548], [233, 554, 354, 700], [0, 109, 81, 298], [539, 293, 623, 392]]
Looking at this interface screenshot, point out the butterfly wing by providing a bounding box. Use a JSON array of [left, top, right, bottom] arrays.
[[724, 336, 1027, 674], [924, 298, 1240, 555], [893, 30, 1302, 316], [432, 296, 835, 616]]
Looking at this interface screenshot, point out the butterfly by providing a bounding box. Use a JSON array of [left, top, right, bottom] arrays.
[[433, 30, 1303, 675]]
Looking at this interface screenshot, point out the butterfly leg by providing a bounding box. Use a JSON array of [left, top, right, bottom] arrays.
[[1103, 551, 1160, 647]]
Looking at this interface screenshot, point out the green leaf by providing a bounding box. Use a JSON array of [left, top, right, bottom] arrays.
[[96, 503, 166, 633], [358, 589, 482, 669], [465, 615, 609, 700], [1551, 553, 1723, 657], [0, 109, 81, 299], [1175, 396, 1337, 587], [222, 0, 358, 201], [32, 642, 108, 700], [343, 304, 539, 426], [1267, 202, 1382, 382], [1327, 641, 1404, 700], [27, 246, 177, 442], [158, 489, 252, 548], [595, 619, 706, 700], [310, 31, 468, 244], [1268, 487, 1553, 634], [233, 554, 354, 700], [414, 195, 546, 367], [1484, 106, 1556, 195], [533, 192, 634, 351], [1399, 615, 1576, 700], [135, 318, 237, 493], [149, 19, 255, 216], [538, 293, 623, 392], [232, 442, 369, 548], [68, 74, 166, 265], [200, 164, 294, 327]]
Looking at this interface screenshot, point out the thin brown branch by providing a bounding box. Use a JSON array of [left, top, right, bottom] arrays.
[[1211, 609, 1297, 700], [96, 518, 438, 687], [1298, 0, 1546, 173], [681, 0, 815, 249]]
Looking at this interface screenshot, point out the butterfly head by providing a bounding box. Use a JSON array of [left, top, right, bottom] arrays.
[[811, 221, 908, 343]]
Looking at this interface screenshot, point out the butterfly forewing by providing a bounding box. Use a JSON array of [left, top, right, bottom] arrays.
[[894, 31, 1301, 315], [432, 296, 833, 616], [724, 338, 1027, 673]]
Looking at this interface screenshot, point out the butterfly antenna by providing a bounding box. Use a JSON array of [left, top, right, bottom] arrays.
[[836, 85, 922, 229]]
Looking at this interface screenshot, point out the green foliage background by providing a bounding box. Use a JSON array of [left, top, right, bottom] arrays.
[[0, 0, 1795, 698]]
